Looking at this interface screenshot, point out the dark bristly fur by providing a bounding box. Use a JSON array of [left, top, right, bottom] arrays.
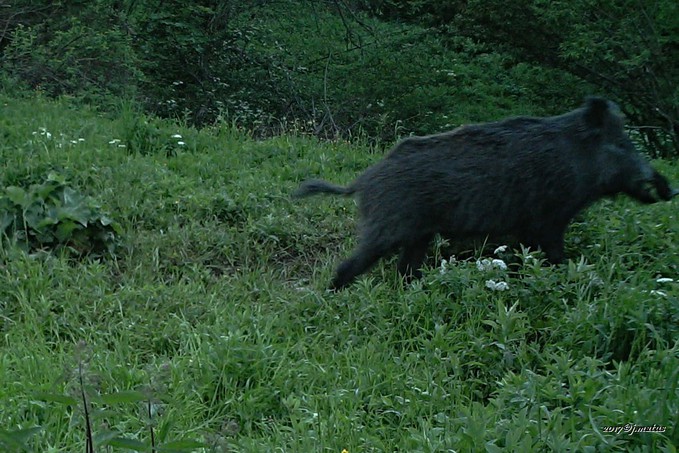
[[294, 97, 676, 290]]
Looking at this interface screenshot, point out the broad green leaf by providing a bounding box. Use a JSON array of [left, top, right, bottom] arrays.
[[36, 217, 60, 229], [106, 437, 149, 451], [0, 434, 25, 450], [55, 220, 79, 242], [56, 198, 91, 226], [109, 220, 123, 234], [23, 205, 46, 230], [5, 186, 28, 207], [0, 426, 42, 448], [46, 172, 67, 184], [33, 180, 63, 200], [93, 430, 122, 446], [61, 187, 86, 210], [33, 392, 78, 405], [0, 211, 15, 233]]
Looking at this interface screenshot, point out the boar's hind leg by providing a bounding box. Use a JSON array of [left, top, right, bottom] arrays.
[[397, 235, 433, 282], [330, 241, 396, 291]]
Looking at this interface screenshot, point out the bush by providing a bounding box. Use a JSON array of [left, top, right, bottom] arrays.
[[0, 173, 122, 256]]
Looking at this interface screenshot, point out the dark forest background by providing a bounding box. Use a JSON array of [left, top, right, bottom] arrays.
[[2, 0, 677, 155]]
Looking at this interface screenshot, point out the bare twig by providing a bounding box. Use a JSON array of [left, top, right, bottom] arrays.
[[79, 361, 94, 453]]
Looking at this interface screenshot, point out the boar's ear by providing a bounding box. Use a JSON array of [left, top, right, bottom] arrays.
[[583, 96, 610, 128]]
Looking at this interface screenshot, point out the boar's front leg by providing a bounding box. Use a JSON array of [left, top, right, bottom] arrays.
[[397, 234, 433, 282], [525, 224, 567, 264]]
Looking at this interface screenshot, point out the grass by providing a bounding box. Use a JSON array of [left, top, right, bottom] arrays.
[[0, 93, 677, 452]]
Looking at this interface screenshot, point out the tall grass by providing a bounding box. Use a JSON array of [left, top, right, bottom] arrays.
[[0, 94, 677, 451]]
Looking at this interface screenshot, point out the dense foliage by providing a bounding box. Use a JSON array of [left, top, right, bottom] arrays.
[[360, 0, 679, 155], [1, 0, 677, 154]]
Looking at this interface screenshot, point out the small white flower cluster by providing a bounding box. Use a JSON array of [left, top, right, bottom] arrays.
[[482, 245, 510, 291], [485, 279, 509, 291], [108, 139, 126, 148], [31, 127, 86, 148], [172, 133, 185, 146], [476, 258, 508, 272], [493, 245, 508, 254], [439, 245, 511, 291], [32, 127, 52, 139], [439, 256, 457, 274], [650, 277, 675, 297]]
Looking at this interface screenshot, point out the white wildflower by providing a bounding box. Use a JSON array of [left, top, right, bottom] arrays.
[[656, 277, 674, 283], [439, 256, 456, 274], [177, 141, 186, 146], [171, 134, 182, 139], [493, 245, 508, 255], [78, 138, 85, 142], [492, 259, 507, 270], [485, 280, 509, 291], [649, 290, 667, 297], [440, 259, 448, 275], [589, 273, 604, 287], [41, 128, 52, 139], [476, 258, 507, 272], [109, 139, 121, 144]]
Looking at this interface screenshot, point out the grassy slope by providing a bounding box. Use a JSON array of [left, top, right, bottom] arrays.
[[0, 94, 677, 451]]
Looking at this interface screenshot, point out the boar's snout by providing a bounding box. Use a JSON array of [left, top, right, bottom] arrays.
[[653, 170, 677, 201], [629, 169, 677, 203]]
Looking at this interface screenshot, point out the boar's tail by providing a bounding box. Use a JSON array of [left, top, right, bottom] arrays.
[[293, 179, 355, 198]]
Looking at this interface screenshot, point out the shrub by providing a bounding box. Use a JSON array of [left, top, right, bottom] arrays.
[[0, 173, 122, 256]]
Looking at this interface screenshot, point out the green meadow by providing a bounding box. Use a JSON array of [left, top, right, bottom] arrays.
[[0, 94, 677, 451]]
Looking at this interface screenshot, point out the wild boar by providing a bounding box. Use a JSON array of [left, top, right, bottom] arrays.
[[295, 97, 676, 290]]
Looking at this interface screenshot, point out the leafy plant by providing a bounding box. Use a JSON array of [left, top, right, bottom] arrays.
[[36, 343, 207, 452], [0, 172, 121, 255], [0, 427, 42, 452]]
